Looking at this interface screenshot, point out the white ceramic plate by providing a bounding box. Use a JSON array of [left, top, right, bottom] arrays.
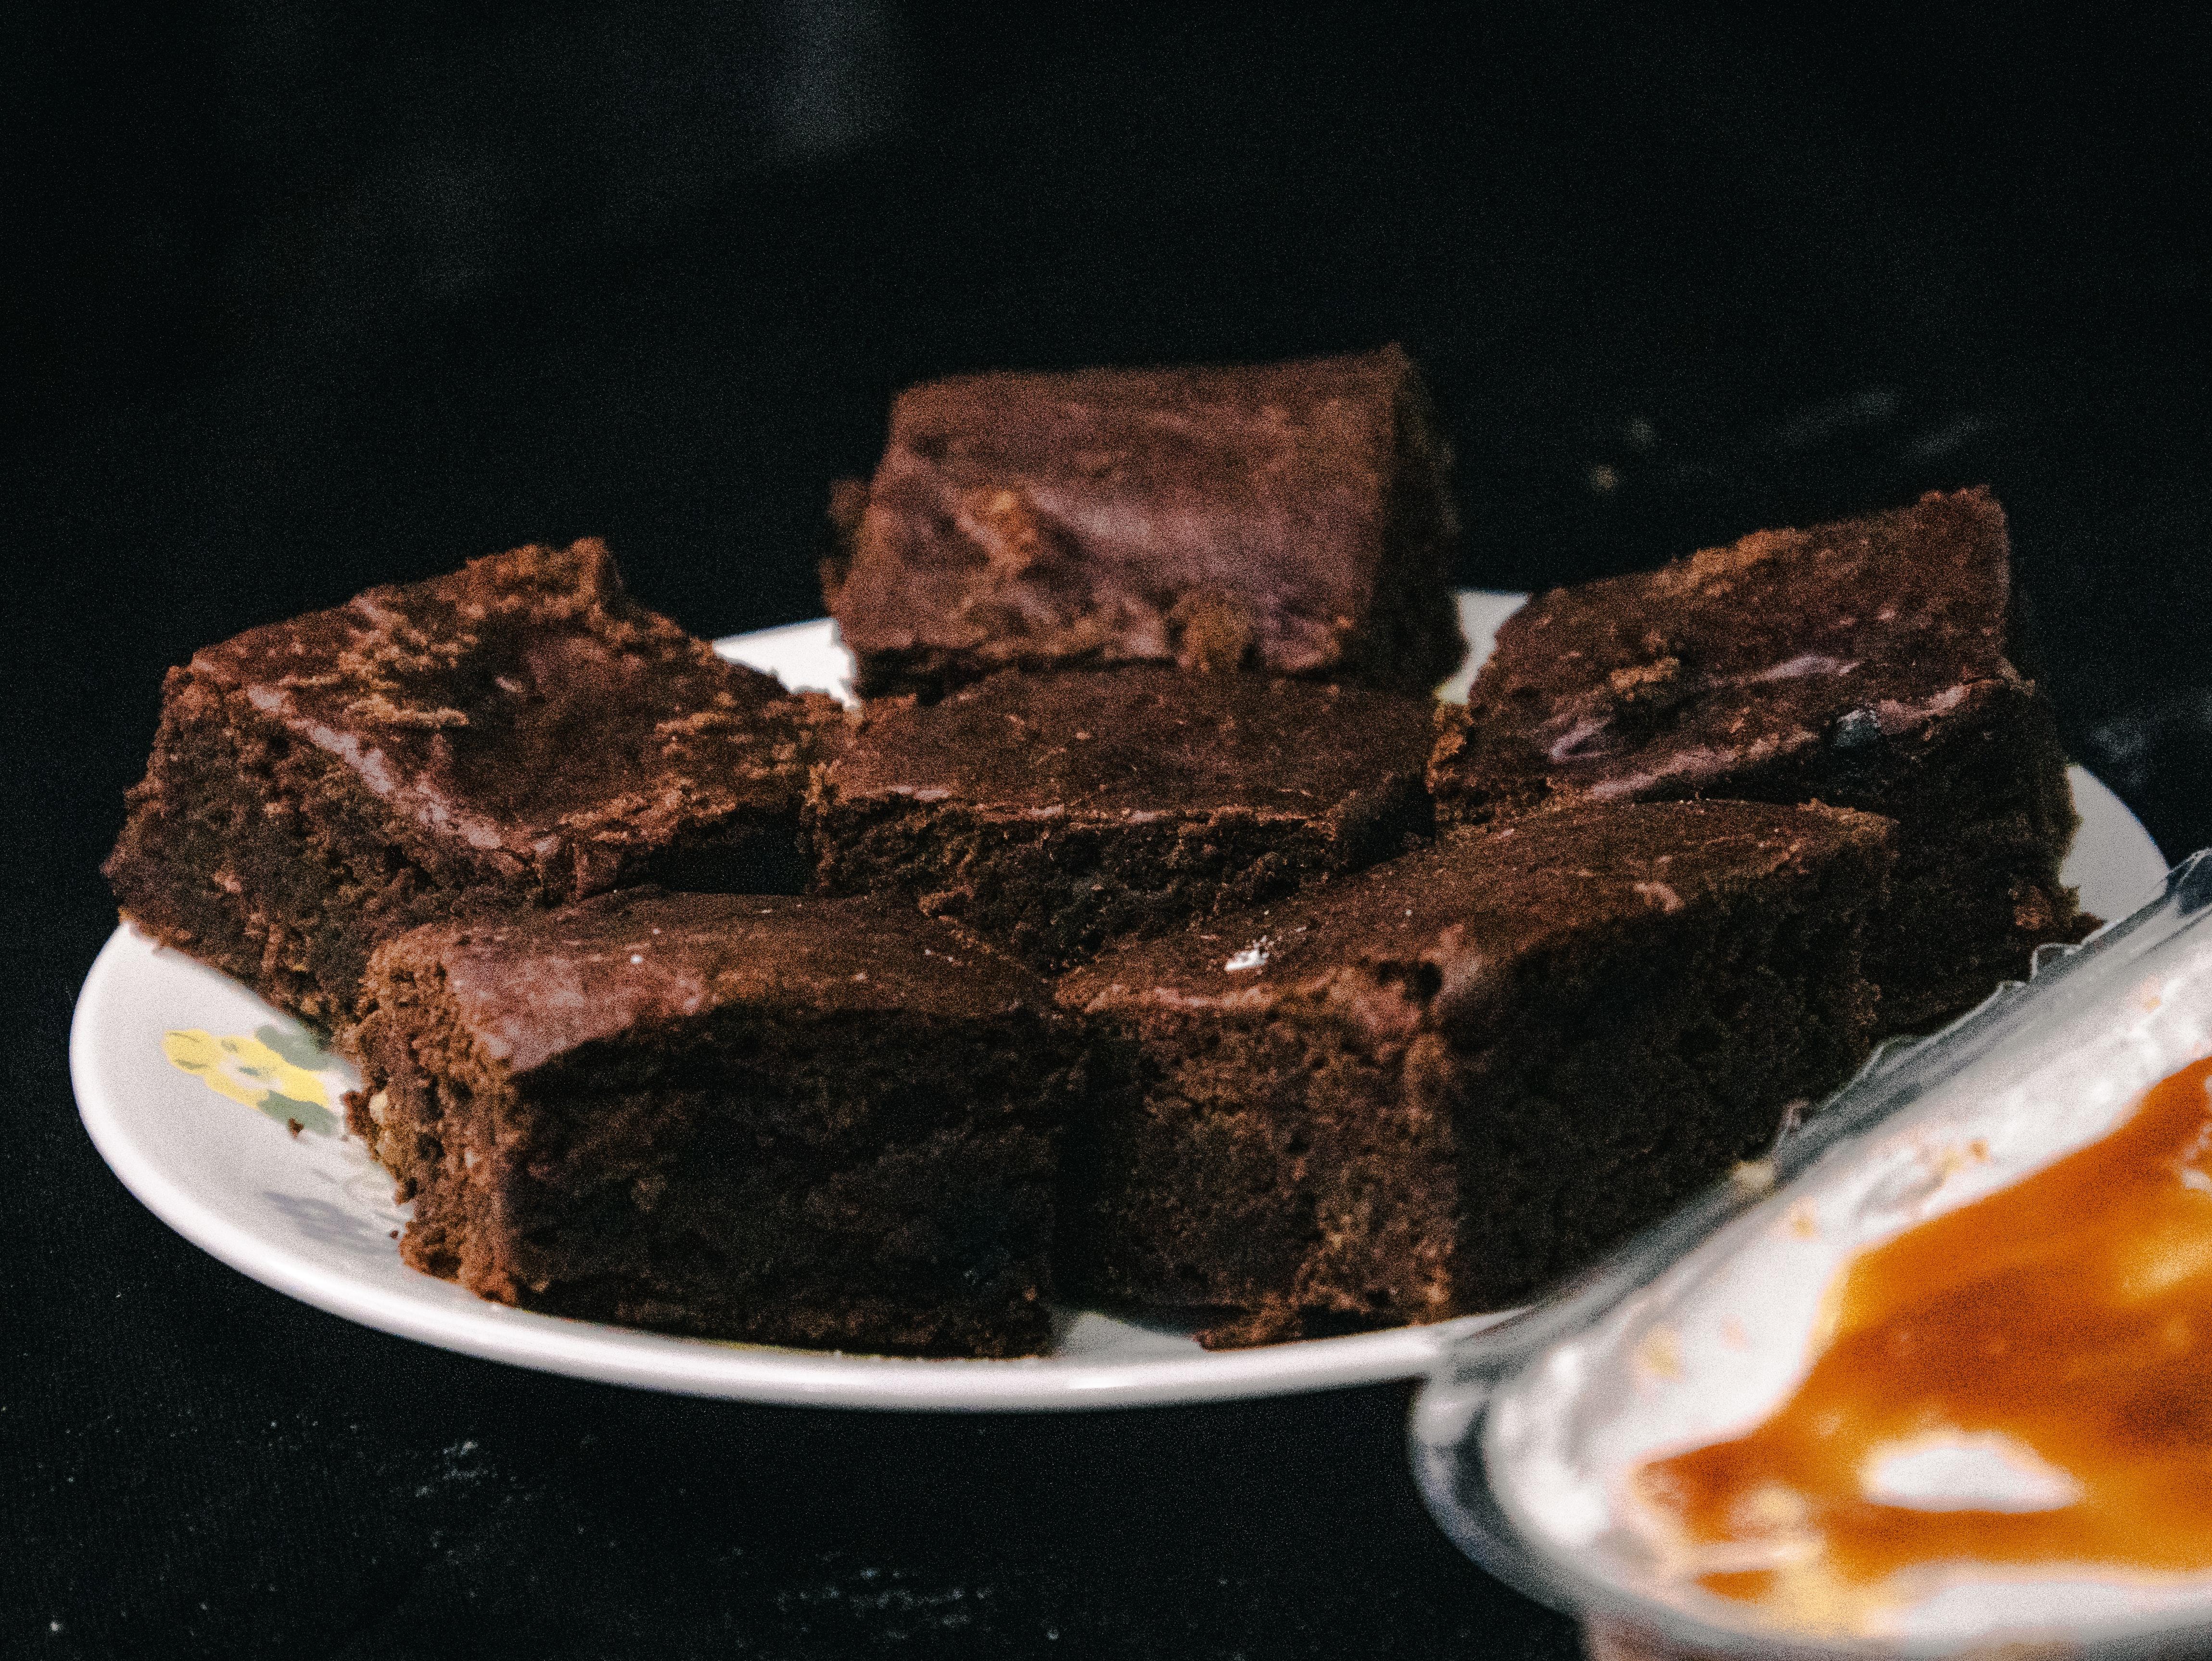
[[72, 593, 2167, 1410]]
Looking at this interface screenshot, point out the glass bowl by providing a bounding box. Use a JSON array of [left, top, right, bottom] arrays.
[[1414, 851, 2212, 1660]]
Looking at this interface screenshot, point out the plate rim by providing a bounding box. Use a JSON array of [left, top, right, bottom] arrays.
[[71, 592, 2168, 1409]]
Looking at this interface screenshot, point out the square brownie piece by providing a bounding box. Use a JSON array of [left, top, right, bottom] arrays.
[[1428, 488, 2082, 1030], [350, 890, 1077, 1357], [104, 540, 834, 1034], [806, 666, 1437, 971], [1057, 800, 1894, 1347], [822, 345, 1465, 699]]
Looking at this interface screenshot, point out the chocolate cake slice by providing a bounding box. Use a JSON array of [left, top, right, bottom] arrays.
[[1428, 489, 2082, 1030], [807, 666, 1436, 971], [1058, 800, 1894, 1347], [350, 889, 1077, 1357], [823, 345, 1465, 699], [105, 540, 836, 1034]]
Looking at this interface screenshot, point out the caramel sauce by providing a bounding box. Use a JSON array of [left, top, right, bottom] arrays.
[[1634, 1054, 2212, 1627]]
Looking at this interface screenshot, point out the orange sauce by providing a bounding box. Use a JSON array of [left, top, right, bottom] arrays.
[[1634, 1054, 2212, 1625]]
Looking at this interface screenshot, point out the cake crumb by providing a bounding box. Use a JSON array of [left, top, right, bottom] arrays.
[[1635, 1325, 1682, 1381], [1928, 1141, 1983, 1182], [287, 1117, 304, 1137], [1730, 1159, 1776, 1196]]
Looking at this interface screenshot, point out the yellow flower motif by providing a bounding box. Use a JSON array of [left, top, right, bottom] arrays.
[[162, 1027, 338, 1135]]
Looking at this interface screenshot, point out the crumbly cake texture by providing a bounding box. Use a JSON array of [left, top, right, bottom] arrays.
[[349, 890, 1076, 1357], [1428, 488, 2082, 1031], [807, 666, 1437, 971], [821, 345, 1466, 699], [1057, 800, 1894, 1348], [104, 540, 837, 1035]]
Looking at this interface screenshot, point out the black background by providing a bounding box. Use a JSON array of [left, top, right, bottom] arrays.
[[6, 6, 2210, 1656]]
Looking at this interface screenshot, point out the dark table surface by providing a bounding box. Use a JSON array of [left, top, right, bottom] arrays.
[[8, 9, 2211, 1657]]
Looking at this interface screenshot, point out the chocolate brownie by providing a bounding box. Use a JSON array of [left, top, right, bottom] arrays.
[[807, 666, 1436, 971], [349, 889, 1076, 1357], [822, 345, 1465, 699], [1058, 800, 1894, 1347], [1428, 489, 2082, 1030], [105, 540, 835, 1034]]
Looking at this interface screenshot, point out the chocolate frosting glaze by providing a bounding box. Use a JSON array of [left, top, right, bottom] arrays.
[[826, 345, 1463, 696], [1061, 801, 1894, 1040], [193, 540, 832, 894], [394, 889, 1052, 1077], [820, 666, 1435, 827], [1431, 489, 2034, 816]]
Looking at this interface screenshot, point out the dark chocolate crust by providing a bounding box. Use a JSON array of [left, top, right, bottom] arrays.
[[1428, 488, 2082, 1030], [349, 890, 1075, 1357], [825, 345, 1465, 699], [807, 667, 1437, 971], [1058, 800, 1894, 1345], [104, 540, 833, 1033]]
